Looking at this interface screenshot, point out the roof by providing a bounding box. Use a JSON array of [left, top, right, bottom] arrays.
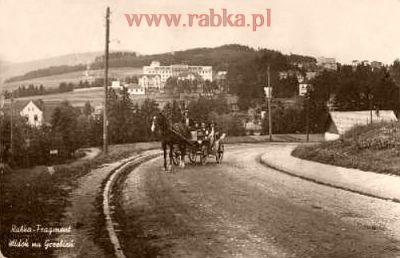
[[177, 72, 202, 81], [327, 110, 398, 134], [178, 71, 200, 77], [245, 121, 262, 131], [3, 100, 42, 112], [139, 74, 161, 78], [2, 99, 58, 124], [126, 83, 141, 89]]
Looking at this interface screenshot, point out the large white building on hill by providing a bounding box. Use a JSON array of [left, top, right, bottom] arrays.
[[316, 57, 337, 71], [140, 61, 213, 89]]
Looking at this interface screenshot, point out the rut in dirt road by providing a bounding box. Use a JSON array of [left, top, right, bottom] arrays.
[[112, 144, 400, 258]]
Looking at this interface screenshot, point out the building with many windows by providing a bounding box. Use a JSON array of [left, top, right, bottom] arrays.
[[138, 74, 161, 90], [127, 83, 145, 95], [142, 61, 213, 88], [316, 57, 337, 71]]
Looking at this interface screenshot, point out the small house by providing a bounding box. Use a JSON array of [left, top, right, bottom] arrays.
[[3, 100, 56, 128], [245, 121, 262, 136], [20, 100, 44, 127], [111, 81, 123, 90]]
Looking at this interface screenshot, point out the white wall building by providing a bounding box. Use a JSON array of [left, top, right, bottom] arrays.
[[127, 83, 145, 95], [138, 74, 161, 90], [111, 81, 123, 90], [177, 72, 201, 81], [20, 101, 43, 127], [317, 57, 337, 71], [299, 83, 310, 96], [142, 61, 213, 88]]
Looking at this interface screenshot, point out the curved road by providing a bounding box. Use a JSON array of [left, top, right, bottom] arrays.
[[112, 143, 400, 258]]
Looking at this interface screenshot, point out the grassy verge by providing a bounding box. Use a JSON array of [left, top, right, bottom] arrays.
[[0, 141, 159, 257], [224, 134, 324, 144], [292, 122, 400, 176]]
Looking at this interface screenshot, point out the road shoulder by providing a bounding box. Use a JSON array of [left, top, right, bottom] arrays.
[[260, 144, 400, 203]]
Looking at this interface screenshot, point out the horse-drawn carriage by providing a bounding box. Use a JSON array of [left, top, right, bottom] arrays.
[[151, 112, 225, 170], [173, 128, 225, 166]]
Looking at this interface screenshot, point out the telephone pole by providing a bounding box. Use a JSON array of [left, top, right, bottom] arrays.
[[267, 66, 273, 141], [306, 92, 310, 142], [10, 96, 14, 157], [103, 7, 110, 154]]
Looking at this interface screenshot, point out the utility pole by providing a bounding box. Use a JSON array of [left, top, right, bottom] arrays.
[[103, 7, 110, 154], [368, 93, 373, 124], [306, 92, 310, 142], [266, 66, 273, 141], [10, 96, 14, 157]]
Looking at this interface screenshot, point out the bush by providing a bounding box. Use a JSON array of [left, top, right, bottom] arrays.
[[343, 122, 400, 150], [208, 112, 246, 136], [292, 121, 400, 176], [262, 105, 305, 134]]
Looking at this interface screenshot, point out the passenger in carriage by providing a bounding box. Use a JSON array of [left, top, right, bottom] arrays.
[[197, 122, 207, 141], [207, 122, 216, 151], [188, 121, 200, 141]]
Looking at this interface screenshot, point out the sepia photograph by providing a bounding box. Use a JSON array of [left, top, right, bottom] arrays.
[[1, 0, 400, 257]]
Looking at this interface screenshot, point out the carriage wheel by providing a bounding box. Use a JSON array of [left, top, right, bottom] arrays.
[[172, 146, 180, 166], [200, 145, 208, 165], [188, 148, 197, 164], [216, 143, 224, 164]]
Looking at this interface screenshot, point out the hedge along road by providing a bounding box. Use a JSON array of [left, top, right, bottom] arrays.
[[111, 143, 400, 258]]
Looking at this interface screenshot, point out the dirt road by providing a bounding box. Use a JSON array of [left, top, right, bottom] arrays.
[[113, 143, 400, 258]]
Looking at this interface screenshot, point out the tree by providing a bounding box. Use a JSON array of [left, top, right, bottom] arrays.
[[163, 100, 183, 123], [0, 113, 43, 167], [83, 101, 94, 116], [187, 96, 229, 123], [274, 76, 298, 98], [76, 114, 91, 147], [227, 49, 293, 110], [390, 59, 400, 87], [137, 98, 160, 141], [208, 112, 246, 136], [107, 88, 135, 144], [51, 101, 80, 158], [87, 114, 103, 146], [312, 64, 399, 113], [165, 77, 178, 93], [261, 102, 306, 134]]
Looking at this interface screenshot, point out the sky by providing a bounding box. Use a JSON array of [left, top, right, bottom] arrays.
[[1, 0, 400, 64]]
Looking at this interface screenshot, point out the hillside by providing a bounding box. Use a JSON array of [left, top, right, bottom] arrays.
[[92, 44, 316, 71], [292, 122, 400, 175], [3, 45, 316, 84], [4, 88, 191, 109], [0, 52, 102, 83], [1, 67, 141, 92]]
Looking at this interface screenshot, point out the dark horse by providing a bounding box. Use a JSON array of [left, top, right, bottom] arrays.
[[151, 112, 190, 171]]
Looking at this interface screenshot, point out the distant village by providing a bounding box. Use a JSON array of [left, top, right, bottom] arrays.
[[108, 61, 220, 95], [1, 56, 391, 141]]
